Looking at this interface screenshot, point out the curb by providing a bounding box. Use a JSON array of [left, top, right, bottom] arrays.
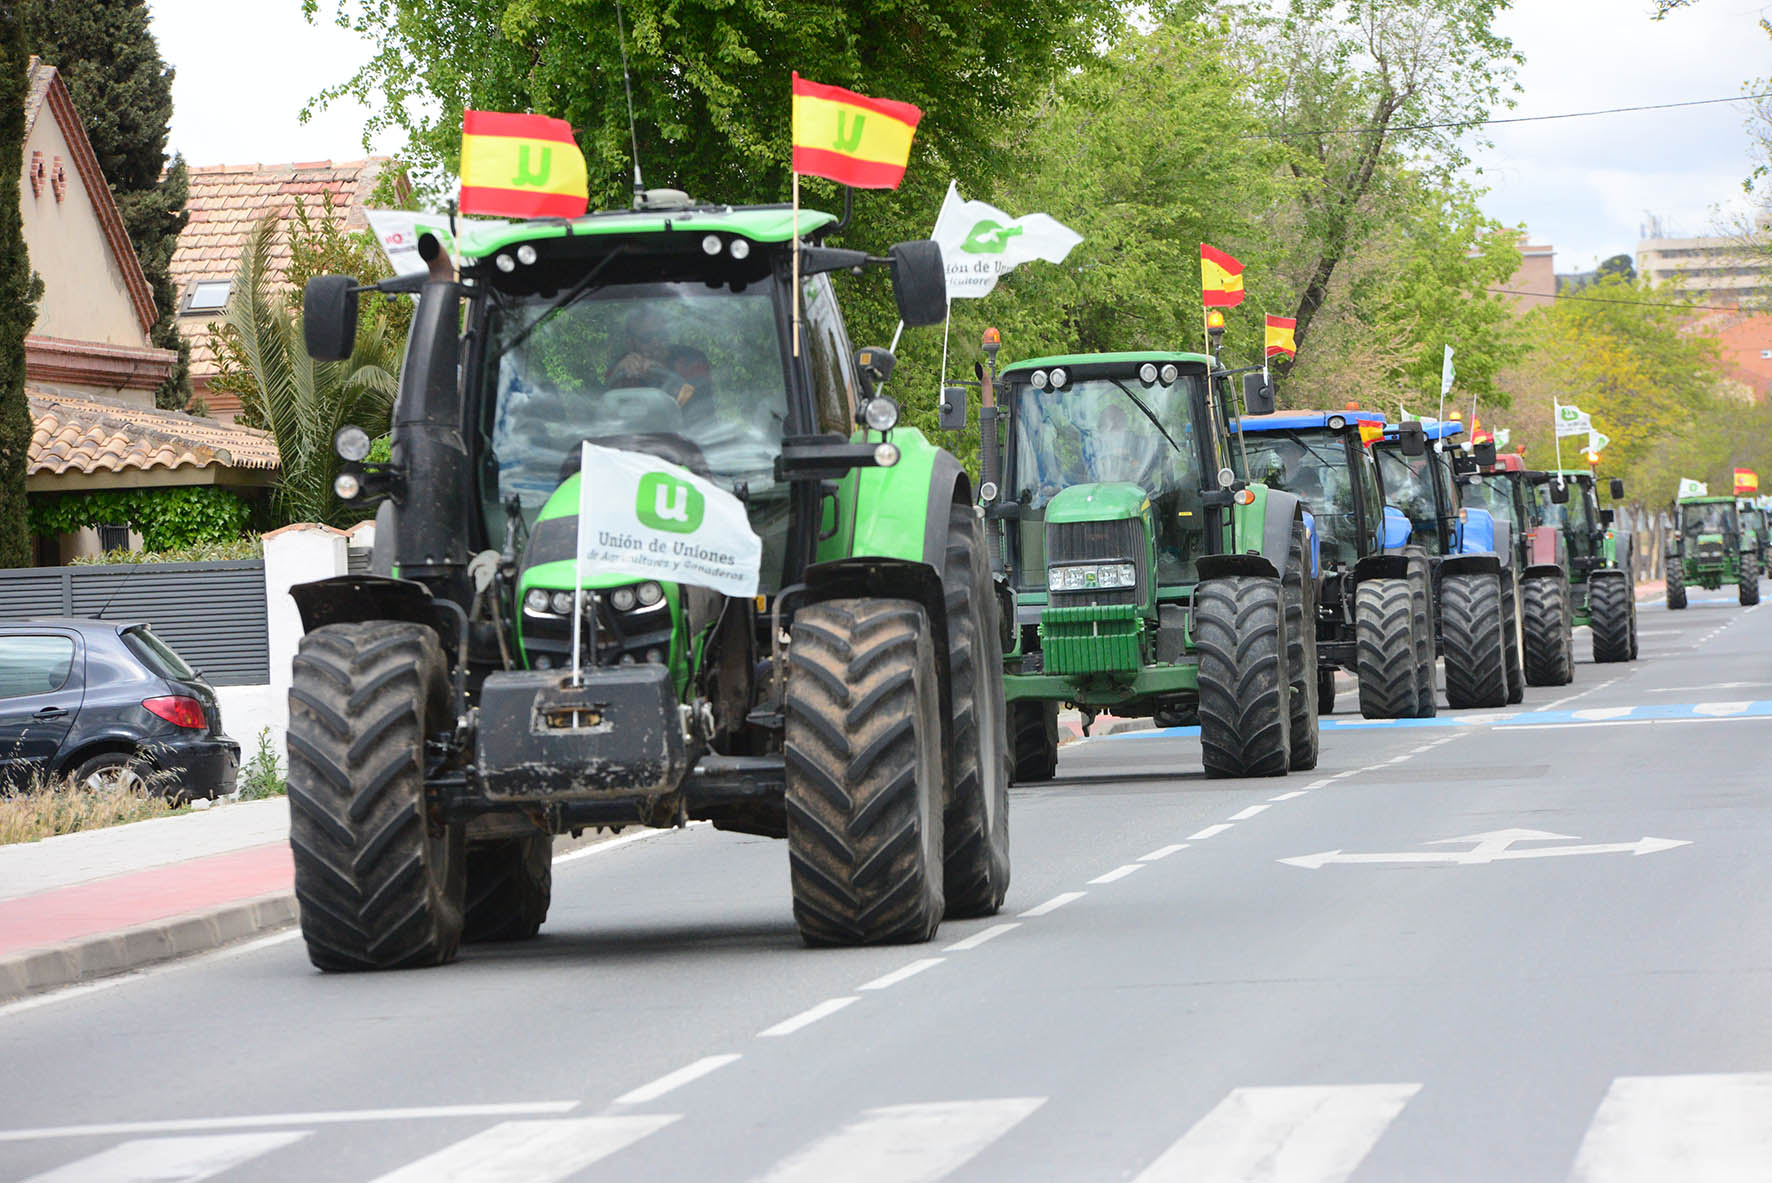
[[0, 826, 620, 1005]]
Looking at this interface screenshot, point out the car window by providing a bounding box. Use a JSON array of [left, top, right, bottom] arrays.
[[122, 627, 197, 680], [0, 636, 77, 699]]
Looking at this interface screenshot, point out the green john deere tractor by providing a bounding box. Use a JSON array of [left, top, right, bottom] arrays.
[[1528, 470, 1639, 661], [1666, 494, 1760, 608], [1739, 500, 1771, 577], [959, 346, 1319, 781], [287, 194, 1013, 968]]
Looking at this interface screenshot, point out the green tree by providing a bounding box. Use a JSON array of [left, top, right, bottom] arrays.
[[1596, 254, 1635, 282], [23, 0, 191, 408], [1, 3, 44, 568], [219, 216, 401, 526]]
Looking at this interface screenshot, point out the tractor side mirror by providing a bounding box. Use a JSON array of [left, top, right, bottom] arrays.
[[303, 275, 360, 361], [1599, 508, 1615, 526], [1550, 481, 1570, 504], [1381, 505, 1412, 549], [1609, 477, 1626, 500], [1241, 372, 1276, 416], [854, 347, 895, 400], [1473, 441, 1497, 466], [939, 385, 969, 431], [887, 240, 947, 327], [1399, 423, 1427, 457]]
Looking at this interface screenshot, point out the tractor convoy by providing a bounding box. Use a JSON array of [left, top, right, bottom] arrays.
[[285, 186, 1703, 973]]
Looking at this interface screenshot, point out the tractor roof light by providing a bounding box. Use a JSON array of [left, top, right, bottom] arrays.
[[701, 234, 722, 256], [1159, 364, 1179, 384], [516, 244, 538, 265], [1139, 362, 1158, 383], [1030, 369, 1048, 390], [1327, 414, 1347, 430], [1205, 309, 1227, 331], [1049, 367, 1068, 387], [729, 237, 750, 259], [982, 326, 1001, 348], [494, 253, 516, 273]]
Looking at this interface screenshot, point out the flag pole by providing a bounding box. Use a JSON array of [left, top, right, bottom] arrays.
[[1551, 398, 1565, 481], [791, 170, 802, 358]]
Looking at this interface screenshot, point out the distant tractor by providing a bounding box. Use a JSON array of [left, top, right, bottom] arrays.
[[1529, 470, 1639, 661], [1239, 410, 1414, 716], [1667, 494, 1760, 608], [1464, 453, 1574, 685], [1739, 500, 1772, 579], [967, 348, 1320, 779]]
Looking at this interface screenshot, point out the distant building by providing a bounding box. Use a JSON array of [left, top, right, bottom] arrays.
[[1686, 309, 1772, 403], [1499, 238, 1556, 312], [1637, 215, 1771, 307]]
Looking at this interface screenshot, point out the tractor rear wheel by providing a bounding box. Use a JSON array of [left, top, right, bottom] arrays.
[[1317, 665, 1337, 716], [1741, 552, 1761, 605], [939, 506, 1011, 918], [1409, 565, 1438, 717], [1590, 571, 1635, 663], [1502, 575, 1525, 704], [1666, 561, 1687, 610], [287, 621, 464, 972], [1009, 700, 1058, 782], [1523, 576, 1573, 686], [462, 835, 552, 943], [1282, 523, 1320, 771], [1355, 577, 1419, 720], [1196, 575, 1291, 777], [785, 599, 945, 946], [1442, 573, 1508, 709]]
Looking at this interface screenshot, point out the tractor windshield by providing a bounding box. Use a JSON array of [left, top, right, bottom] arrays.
[[1682, 501, 1737, 536], [1463, 474, 1519, 527], [476, 281, 794, 582], [1243, 431, 1362, 567], [1376, 448, 1448, 546]]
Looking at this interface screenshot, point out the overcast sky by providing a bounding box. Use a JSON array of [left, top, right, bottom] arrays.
[[145, 0, 1770, 272]]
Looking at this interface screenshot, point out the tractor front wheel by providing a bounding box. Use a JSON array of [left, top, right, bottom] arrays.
[[1282, 523, 1320, 770], [1355, 577, 1419, 720], [287, 621, 464, 972], [1502, 574, 1526, 704], [1590, 571, 1636, 663], [1741, 552, 1761, 606], [785, 599, 945, 946], [1666, 561, 1687, 610], [1523, 576, 1574, 685], [1009, 700, 1058, 782], [1442, 572, 1508, 709], [1196, 576, 1291, 777]]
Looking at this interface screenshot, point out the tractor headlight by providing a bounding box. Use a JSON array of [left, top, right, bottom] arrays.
[[1159, 364, 1179, 384], [610, 586, 638, 612], [516, 244, 538, 266], [701, 234, 722, 256], [1048, 562, 1137, 593], [637, 581, 665, 608], [550, 591, 575, 615], [524, 588, 551, 615], [1030, 369, 1048, 390], [729, 238, 750, 260], [1049, 367, 1068, 388], [333, 424, 371, 462], [1139, 363, 1158, 383], [874, 443, 901, 468], [862, 396, 900, 432], [333, 472, 361, 500]]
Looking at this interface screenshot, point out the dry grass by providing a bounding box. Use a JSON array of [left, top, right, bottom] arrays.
[[0, 773, 183, 846]]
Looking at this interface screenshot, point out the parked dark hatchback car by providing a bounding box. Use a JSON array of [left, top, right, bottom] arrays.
[[0, 619, 239, 800]]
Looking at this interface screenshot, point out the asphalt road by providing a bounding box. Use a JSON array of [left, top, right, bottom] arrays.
[[3, 593, 1769, 1182]]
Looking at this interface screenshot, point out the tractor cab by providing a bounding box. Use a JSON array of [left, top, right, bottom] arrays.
[[1239, 410, 1393, 571], [1374, 420, 1497, 558]]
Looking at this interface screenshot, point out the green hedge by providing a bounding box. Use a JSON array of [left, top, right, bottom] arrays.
[[29, 486, 253, 551]]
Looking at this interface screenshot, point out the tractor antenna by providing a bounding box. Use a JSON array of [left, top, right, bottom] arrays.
[[615, 0, 645, 208]]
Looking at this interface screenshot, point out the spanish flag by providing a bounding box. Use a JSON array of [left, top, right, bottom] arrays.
[[1358, 420, 1385, 448], [1201, 244, 1246, 308], [1736, 468, 1760, 495], [791, 73, 922, 189], [459, 110, 589, 219], [1264, 314, 1297, 359]]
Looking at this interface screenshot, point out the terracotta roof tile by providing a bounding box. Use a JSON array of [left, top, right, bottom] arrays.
[[26, 388, 280, 477]]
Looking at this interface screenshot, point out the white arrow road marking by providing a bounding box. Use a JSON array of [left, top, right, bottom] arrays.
[[1280, 830, 1691, 869], [755, 1098, 1045, 1183], [1570, 1072, 1772, 1182], [370, 1115, 679, 1183], [1132, 1083, 1419, 1182], [21, 1133, 309, 1183], [1694, 701, 1753, 716]]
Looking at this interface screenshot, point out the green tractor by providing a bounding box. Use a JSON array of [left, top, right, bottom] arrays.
[[286, 195, 1014, 968], [1739, 499, 1771, 577], [963, 347, 1319, 780], [1528, 470, 1639, 660], [1464, 453, 1576, 686], [1666, 494, 1760, 608]]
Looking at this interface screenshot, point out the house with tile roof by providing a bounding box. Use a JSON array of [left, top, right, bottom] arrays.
[[17, 59, 279, 563], [169, 158, 394, 420]]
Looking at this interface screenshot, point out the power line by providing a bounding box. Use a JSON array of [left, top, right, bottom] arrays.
[[1486, 286, 1766, 312], [1263, 92, 1772, 138]]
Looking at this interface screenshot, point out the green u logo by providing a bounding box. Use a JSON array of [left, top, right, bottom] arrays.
[[833, 112, 866, 153], [637, 473, 705, 533], [513, 145, 553, 188]]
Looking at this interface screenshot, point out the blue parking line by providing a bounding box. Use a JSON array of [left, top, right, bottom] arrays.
[[1104, 700, 1772, 740]]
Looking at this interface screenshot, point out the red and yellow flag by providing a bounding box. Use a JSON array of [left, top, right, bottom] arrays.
[[1358, 420, 1385, 448], [1201, 244, 1245, 308], [1264, 314, 1296, 359], [1736, 468, 1760, 494], [459, 110, 589, 219], [791, 73, 923, 189]]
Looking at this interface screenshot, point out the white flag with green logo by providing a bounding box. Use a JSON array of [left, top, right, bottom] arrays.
[[1553, 402, 1592, 437], [931, 181, 1082, 300], [1440, 344, 1456, 397], [1586, 429, 1610, 454], [1677, 477, 1709, 498], [1493, 427, 1511, 447], [575, 442, 762, 598]]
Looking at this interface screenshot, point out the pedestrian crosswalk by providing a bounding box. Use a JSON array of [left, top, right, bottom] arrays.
[[11, 1072, 1772, 1182]]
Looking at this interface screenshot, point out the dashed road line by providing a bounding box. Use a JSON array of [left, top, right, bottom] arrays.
[[613, 1055, 742, 1105], [1019, 892, 1085, 918], [1228, 804, 1270, 821], [1089, 864, 1145, 884], [757, 997, 859, 1038], [1269, 791, 1307, 802], [943, 923, 1019, 951], [858, 959, 943, 992], [1187, 824, 1233, 841], [1138, 844, 1190, 861]]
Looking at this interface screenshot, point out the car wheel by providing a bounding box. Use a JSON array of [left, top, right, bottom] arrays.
[[72, 753, 151, 796]]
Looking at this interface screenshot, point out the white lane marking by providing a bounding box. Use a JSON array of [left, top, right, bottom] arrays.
[[1506, 717, 1772, 731], [0, 1103, 580, 1143], [1695, 701, 1753, 716], [1019, 891, 1085, 918], [858, 959, 944, 991], [1303, 779, 1334, 790], [1331, 769, 1360, 779], [1139, 844, 1191, 861], [21, 1132, 309, 1182], [1410, 745, 1436, 755], [757, 997, 860, 1038], [1228, 805, 1270, 821], [1386, 755, 1413, 764], [1570, 1072, 1772, 1182], [1645, 683, 1772, 692], [1188, 824, 1233, 841], [1269, 791, 1306, 802], [552, 825, 688, 865], [756, 1098, 1045, 1183], [944, 922, 1019, 951], [370, 1115, 678, 1183], [1132, 1083, 1419, 1182], [613, 1055, 742, 1105], [1572, 707, 1635, 721], [1089, 864, 1145, 884]]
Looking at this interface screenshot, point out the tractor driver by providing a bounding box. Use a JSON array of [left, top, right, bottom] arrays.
[[605, 306, 714, 421]]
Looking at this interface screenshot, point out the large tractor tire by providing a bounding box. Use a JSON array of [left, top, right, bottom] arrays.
[[1355, 577, 1420, 720], [462, 834, 552, 943], [1741, 552, 1761, 606], [287, 621, 465, 972], [1441, 572, 1508, 709], [1502, 575, 1526, 704], [1196, 575, 1291, 778], [1523, 576, 1574, 686], [939, 506, 1012, 918], [1666, 560, 1687, 610], [1282, 523, 1320, 771], [1317, 665, 1337, 716], [784, 599, 945, 946], [1409, 565, 1438, 717], [1590, 571, 1636, 663], [1009, 700, 1058, 782]]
